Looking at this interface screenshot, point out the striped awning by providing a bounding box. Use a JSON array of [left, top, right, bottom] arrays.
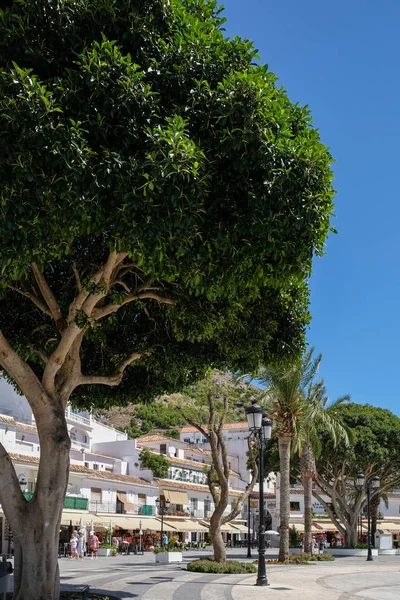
[[163, 490, 189, 505], [230, 523, 252, 534], [378, 522, 400, 532], [112, 517, 178, 532], [61, 511, 89, 525], [312, 521, 339, 532], [163, 520, 208, 532], [290, 523, 321, 533]]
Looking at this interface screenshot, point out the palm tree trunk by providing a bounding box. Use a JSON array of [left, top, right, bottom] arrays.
[[300, 443, 316, 555], [278, 435, 291, 563]]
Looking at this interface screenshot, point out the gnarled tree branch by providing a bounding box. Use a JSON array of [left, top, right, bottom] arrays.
[[0, 330, 47, 411], [79, 351, 142, 387], [7, 286, 52, 317], [92, 291, 175, 321], [0, 443, 26, 520], [31, 263, 64, 325]]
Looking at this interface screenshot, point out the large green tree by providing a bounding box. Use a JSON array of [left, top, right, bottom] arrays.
[[0, 1, 334, 598], [314, 403, 400, 547], [172, 373, 259, 564]]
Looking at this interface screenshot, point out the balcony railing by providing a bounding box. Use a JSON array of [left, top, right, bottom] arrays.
[[65, 409, 91, 426], [89, 501, 156, 515], [23, 493, 88, 510], [71, 439, 90, 449], [190, 509, 204, 518]]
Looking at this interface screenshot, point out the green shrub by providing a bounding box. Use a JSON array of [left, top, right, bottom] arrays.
[[310, 553, 335, 561], [167, 536, 179, 550], [289, 552, 311, 564], [187, 559, 256, 574], [289, 526, 301, 548]]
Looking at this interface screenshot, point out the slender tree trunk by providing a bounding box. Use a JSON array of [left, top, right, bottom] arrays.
[[5, 403, 70, 600], [278, 436, 291, 563], [302, 476, 313, 554], [210, 518, 226, 563], [300, 443, 316, 555]]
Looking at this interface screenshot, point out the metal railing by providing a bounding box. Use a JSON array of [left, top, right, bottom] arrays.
[[71, 439, 90, 448], [88, 501, 156, 515], [190, 509, 204, 518], [65, 409, 91, 426]]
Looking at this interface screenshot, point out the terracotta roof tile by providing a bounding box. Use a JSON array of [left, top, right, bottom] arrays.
[[0, 415, 16, 425], [147, 451, 239, 477], [157, 478, 242, 497], [8, 453, 155, 488], [180, 422, 248, 433], [250, 491, 276, 500], [136, 434, 185, 445], [16, 422, 37, 432]]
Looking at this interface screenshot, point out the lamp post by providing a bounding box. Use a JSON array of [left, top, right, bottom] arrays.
[[246, 490, 252, 559], [246, 402, 272, 586], [155, 497, 171, 548], [356, 473, 380, 561]]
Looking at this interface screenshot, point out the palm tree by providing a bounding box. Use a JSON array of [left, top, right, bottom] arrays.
[[257, 348, 322, 562], [294, 381, 351, 553]]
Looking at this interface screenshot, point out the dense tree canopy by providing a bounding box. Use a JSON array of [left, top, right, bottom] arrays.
[[0, 2, 335, 597], [314, 403, 400, 546], [0, 0, 335, 408]]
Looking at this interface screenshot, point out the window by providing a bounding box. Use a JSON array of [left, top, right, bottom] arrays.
[[160, 444, 167, 455], [84, 462, 89, 468], [91, 488, 101, 503], [93, 463, 99, 470], [84, 434, 89, 444], [70, 430, 76, 441], [290, 501, 301, 512], [204, 499, 211, 516]]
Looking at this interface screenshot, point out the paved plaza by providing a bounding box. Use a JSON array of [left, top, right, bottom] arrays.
[[8, 550, 400, 599]]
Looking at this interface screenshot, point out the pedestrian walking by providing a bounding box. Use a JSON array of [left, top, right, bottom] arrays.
[[77, 531, 86, 560], [70, 531, 78, 560], [89, 531, 99, 560]]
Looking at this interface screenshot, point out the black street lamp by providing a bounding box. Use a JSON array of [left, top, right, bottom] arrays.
[[356, 473, 380, 561], [155, 497, 171, 547], [246, 401, 272, 587]]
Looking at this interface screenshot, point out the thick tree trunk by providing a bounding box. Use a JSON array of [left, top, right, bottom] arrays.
[[344, 525, 357, 549], [6, 404, 70, 600], [210, 520, 226, 563], [278, 436, 291, 563]]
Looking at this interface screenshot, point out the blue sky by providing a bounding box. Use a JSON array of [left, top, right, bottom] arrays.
[[223, 0, 400, 415]]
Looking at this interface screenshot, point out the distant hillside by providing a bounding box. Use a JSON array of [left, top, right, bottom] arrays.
[[95, 370, 261, 439]]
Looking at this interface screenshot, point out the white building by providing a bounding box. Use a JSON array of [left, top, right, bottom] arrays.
[[0, 392, 249, 553], [1, 386, 399, 553]]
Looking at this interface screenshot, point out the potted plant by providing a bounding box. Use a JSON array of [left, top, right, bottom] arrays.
[[154, 536, 183, 563], [98, 543, 118, 557]]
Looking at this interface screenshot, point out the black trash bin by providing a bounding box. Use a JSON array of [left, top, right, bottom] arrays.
[[0, 558, 13, 597]]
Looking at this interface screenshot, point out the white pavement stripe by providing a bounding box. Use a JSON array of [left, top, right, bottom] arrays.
[[200, 574, 240, 600], [61, 567, 172, 588], [140, 572, 206, 600]]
